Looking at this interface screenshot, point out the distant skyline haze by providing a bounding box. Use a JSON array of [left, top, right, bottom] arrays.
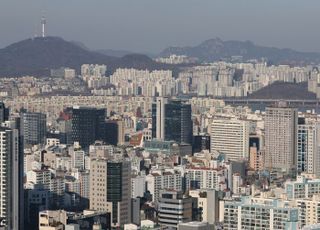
[[0, 0, 320, 53]]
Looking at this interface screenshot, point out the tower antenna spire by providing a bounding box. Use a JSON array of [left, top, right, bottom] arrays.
[[41, 14, 46, 38]]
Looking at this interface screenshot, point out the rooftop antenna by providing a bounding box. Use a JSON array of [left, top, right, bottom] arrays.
[[41, 14, 46, 38]]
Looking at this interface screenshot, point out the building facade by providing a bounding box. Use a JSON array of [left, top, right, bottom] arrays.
[[223, 197, 299, 230], [0, 127, 24, 229], [164, 100, 192, 144], [90, 158, 131, 228], [158, 190, 193, 229], [63, 106, 106, 148], [297, 119, 320, 176], [210, 118, 249, 161], [264, 102, 298, 172], [20, 112, 46, 147]]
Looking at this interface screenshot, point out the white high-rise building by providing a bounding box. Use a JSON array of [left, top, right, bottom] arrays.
[[26, 169, 51, 190], [0, 127, 23, 229], [146, 169, 182, 202], [154, 97, 168, 140], [186, 167, 228, 191], [223, 196, 299, 229], [210, 118, 249, 161], [131, 175, 146, 198], [72, 170, 90, 202], [297, 120, 320, 176], [264, 102, 298, 172], [70, 144, 85, 170]]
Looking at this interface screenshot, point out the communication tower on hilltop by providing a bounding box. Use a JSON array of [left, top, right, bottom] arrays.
[[41, 15, 46, 38]]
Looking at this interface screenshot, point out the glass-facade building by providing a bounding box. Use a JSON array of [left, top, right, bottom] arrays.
[[20, 112, 46, 147], [65, 106, 106, 148], [164, 100, 192, 144], [90, 158, 131, 228]]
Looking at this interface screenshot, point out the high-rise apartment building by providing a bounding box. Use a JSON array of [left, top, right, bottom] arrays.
[[63, 107, 106, 148], [186, 167, 228, 191], [20, 112, 46, 147], [264, 102, 298, 172], [285, 175, 320, 199], [296, 195, 320, 228], [210, 118, 249, 161], [223, 196, 299, 229], [146, 169, 183, 202], [297, 118, 320, 176], [90, 158, 131, 228], [0, 127, 24, 229]]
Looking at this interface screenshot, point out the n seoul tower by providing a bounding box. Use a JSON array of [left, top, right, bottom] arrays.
[[41, 15, 46, 38]]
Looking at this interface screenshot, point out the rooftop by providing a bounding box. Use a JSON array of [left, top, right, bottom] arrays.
[[178, 222, 209, 227]]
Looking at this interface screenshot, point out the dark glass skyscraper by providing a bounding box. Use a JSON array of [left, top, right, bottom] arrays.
[[20, 112, 46, 147], [151, 103, 157, 139], [64, 106, 106, 148], [105, 120, 119, 146], [193, 135, 210, 153], [0, 102, 9, 124], [164, 100, 192, 144]]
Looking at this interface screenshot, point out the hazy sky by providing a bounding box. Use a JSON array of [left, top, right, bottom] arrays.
[[1, 0, 320, 53]]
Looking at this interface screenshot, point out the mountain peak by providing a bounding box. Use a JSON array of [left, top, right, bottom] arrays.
[[0, 37, 174, 77], [159, 38, 320, 65]]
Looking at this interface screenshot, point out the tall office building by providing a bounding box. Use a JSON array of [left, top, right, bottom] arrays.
[[90, 158, 131, 228], [164, 100, 192, 144], [152, 97, 168, 140], [210, 118, 249, 161], [105, 120, 119, 145], [264, 102, 298, 172], [0, 126, 24, 229], [158, 190, 193, 229], [189, 189, 219, 224], [152, 99, 192, 144], [0, 102, 9, 124], [63, 107, 106, 148], [297, 118, 320, 176], [192, 135, 210, 153], [20, 112, 46, 147]]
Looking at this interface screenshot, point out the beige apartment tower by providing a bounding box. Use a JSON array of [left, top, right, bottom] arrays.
[[264, 102, 298, 173]]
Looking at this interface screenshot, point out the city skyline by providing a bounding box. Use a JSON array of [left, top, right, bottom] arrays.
[[3, 1, 320, 229]]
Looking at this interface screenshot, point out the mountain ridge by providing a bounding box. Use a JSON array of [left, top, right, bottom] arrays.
[[0, 36, 175, 77], [159, 37, 320, 65]]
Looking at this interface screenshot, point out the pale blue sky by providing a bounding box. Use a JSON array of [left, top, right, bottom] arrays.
[[0, 0, 319, 53]]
